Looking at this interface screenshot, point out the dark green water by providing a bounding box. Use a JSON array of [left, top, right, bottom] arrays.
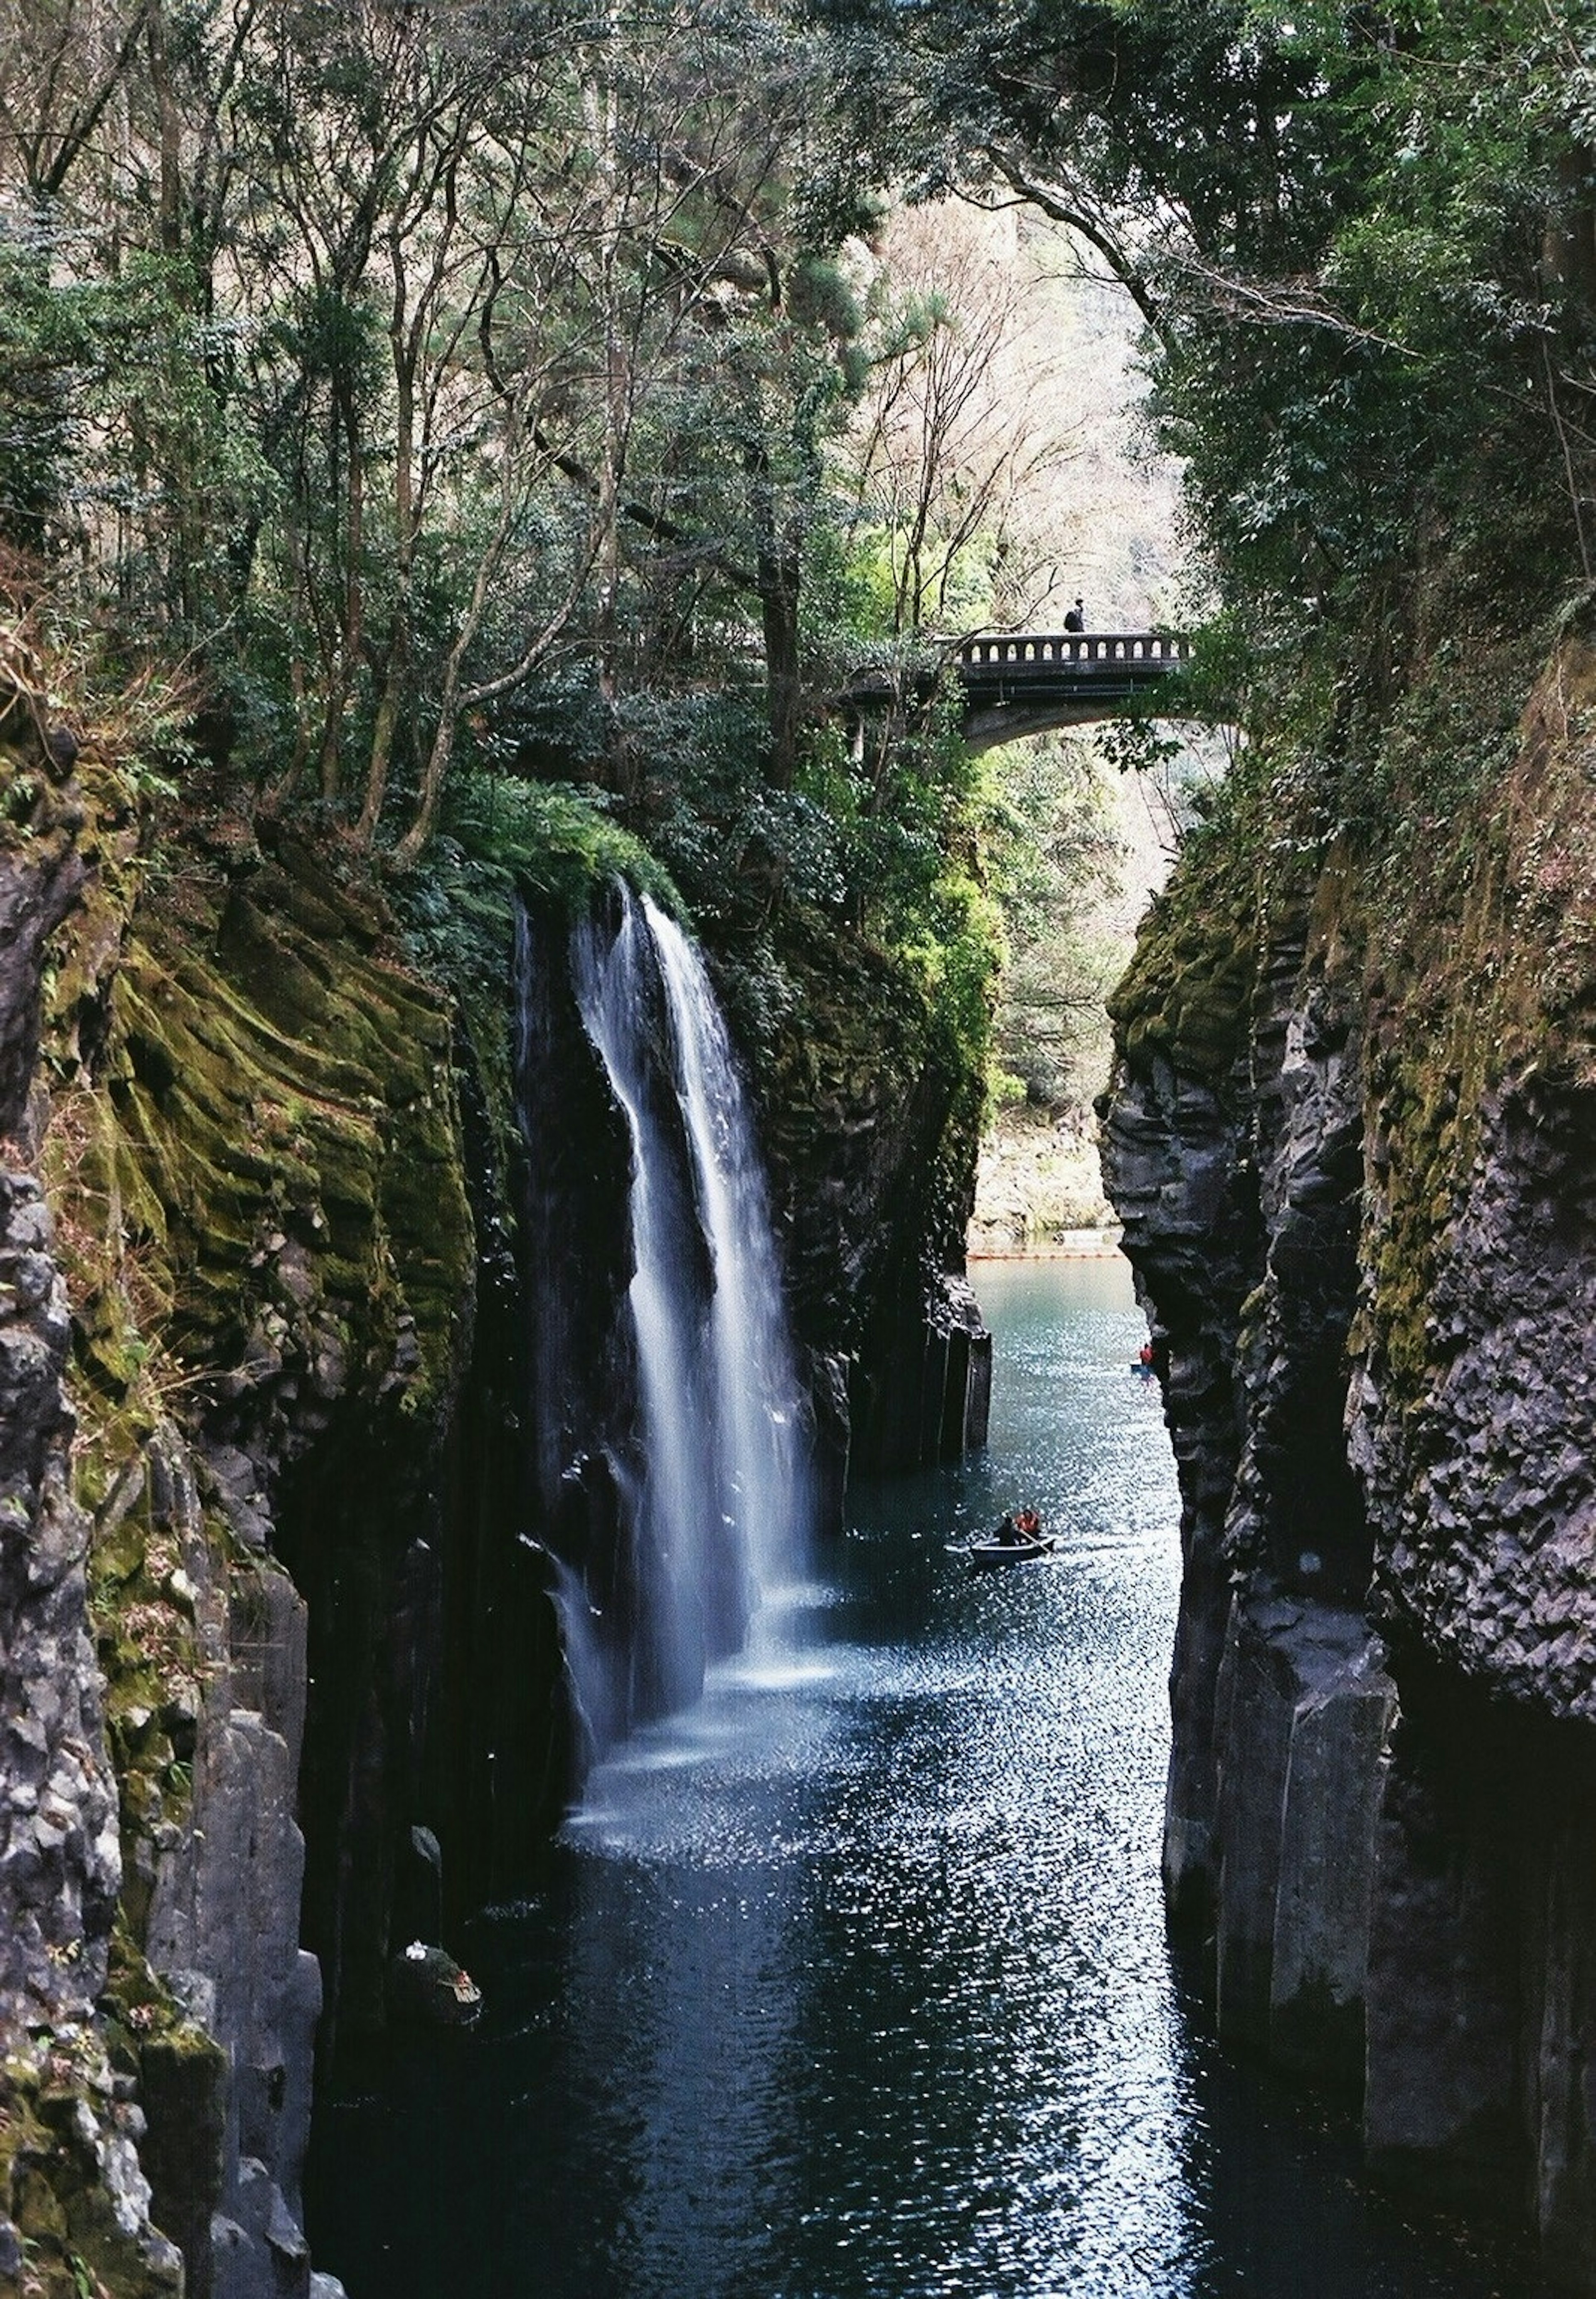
[[310, 1257, 1544, 2297]]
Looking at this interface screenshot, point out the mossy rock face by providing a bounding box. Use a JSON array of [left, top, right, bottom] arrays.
[[1357, 638, 1596, 1412], [735, 900, 992, 1483], [0, 704, 103, 1135], [1108, 830, 1264, 1100], [751, 904, 980, 1352], [44, 816, 475, 1448], [27, 775, 484, 2282], [9, 678, 500, 2290], [1109, 630, 1596, 1676], [1, 2046, 182, 2299]]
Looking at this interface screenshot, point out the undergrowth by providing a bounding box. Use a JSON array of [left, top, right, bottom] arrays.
[[393, 771, 682, 1162]]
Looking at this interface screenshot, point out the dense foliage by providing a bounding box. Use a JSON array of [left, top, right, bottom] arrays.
[[2, 0, 856, 840], [15, 0, 1586, 1122], [5, 1, 1089, 1104], [815, 0, 1596, 732]]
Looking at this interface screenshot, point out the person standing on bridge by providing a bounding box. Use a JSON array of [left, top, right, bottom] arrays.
[[1063, 596, 1085, 632]]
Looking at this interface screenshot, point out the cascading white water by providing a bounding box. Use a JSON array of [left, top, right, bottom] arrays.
[[569, 884, 814, 1739], [642, 893, 812, 1628]]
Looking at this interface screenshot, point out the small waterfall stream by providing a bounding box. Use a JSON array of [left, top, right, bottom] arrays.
[[557, 882, 814, 1748]]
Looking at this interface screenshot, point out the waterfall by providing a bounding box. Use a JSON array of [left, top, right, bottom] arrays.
[[643, 894, 812, 1619], [553, 882, 813, 1749]]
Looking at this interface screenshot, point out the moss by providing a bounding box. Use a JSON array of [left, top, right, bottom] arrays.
[[1113, 621, 1596, 1422], [392, 769, 682, 1173], [1108, 826, 1264, 1097], [75, 1423, 204, 1881], [746, 898, 989, 1353], [1348, 638, 1596, 1407], [41, 815, 475, 1420], [0, 2038, 181, 2299], [21, 761, 486, 2268]]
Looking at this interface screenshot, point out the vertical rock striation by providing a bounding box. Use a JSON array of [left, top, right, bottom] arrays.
[[0, 1170, 121, 2025], [1102, 641, 1596, 2285], [0, 1164, 171, 2293], [1103, 876, 1391, 2082], [754, 909, 991, 1496], [0, 694, 180, 2292], [3, 676, 480, 2293]]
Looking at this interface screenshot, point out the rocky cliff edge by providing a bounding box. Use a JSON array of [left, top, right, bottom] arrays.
[[0, 641, 472, 2299], [1103, 633, 1596, 2285]]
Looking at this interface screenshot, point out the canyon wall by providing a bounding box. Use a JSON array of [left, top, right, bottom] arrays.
[[1102, 636, 1596, 2286], [754, 907, 991, 1493], [0, 659, 992, 2295], [1, 679, 488, 2295]]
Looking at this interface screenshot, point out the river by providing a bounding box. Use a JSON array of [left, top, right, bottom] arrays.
[[309, 1256, 1545, 2297]]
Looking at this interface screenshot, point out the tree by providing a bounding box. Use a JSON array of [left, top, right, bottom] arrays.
[[985, 729, 1122, 1106], [812, 0, 1596, 664], [842, 199, 1080, 639], [0, 0, 877, 852]]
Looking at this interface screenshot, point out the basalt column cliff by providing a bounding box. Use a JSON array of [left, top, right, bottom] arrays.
[[1103, 632, 1596, 2288], [0, 641, 993, 2298]]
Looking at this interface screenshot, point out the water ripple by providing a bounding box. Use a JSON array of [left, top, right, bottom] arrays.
[[308, 1260, 1552, 2299]]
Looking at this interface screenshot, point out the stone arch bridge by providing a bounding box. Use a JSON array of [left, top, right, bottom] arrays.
[[845, 629, 1192, 754]]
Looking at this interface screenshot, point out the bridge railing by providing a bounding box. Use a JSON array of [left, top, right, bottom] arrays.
[[956, 631, 1189, 670]]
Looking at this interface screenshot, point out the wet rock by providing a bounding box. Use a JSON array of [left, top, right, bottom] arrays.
[[0, 1175, 121, 2031], [1101, 645, 1596, 2287], [386, 1940, 483, 2029], [750, 907, 992, 1488]]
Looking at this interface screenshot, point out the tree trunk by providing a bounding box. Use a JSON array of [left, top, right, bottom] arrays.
[[393, 710, 455, 871], [760, 532, 802, 790], [356, 641, 404, 850]]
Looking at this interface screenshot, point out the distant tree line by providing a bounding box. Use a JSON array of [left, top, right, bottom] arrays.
[[815, 0, 1596, 719]]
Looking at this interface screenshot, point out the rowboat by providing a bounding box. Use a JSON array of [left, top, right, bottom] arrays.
[[966, 1530, 1055, 1567]]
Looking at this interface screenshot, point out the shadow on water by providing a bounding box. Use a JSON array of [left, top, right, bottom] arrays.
[[306, 1256, 1554, 2299]]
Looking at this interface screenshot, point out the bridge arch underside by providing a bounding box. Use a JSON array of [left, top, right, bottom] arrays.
[[840, 631, 1190, 755], [961, 695, 1169, 754]]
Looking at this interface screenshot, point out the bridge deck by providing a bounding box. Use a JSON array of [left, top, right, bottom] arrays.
[[955, 629, 1189, 694], [841, 629, 1191, 753]]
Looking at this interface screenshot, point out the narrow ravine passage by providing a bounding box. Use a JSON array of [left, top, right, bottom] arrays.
[[308, 1261, 1547, 2298]]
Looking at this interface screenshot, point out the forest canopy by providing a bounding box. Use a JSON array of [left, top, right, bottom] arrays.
[[2, 0, 1593, 985], [822, 1, 1596, 674], [0, 0, 876, 856]]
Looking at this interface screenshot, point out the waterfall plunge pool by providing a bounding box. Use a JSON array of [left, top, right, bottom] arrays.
[[307, 1257, 1546, 2298]]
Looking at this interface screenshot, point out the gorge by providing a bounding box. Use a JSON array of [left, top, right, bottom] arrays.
[[6, 1, 1596, 2294], [0, 674, 995, 2296], [301, 1259, 1547, 2299]]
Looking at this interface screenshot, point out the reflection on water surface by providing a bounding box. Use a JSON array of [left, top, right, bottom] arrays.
[[310, 1257, 1546, 2298]]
